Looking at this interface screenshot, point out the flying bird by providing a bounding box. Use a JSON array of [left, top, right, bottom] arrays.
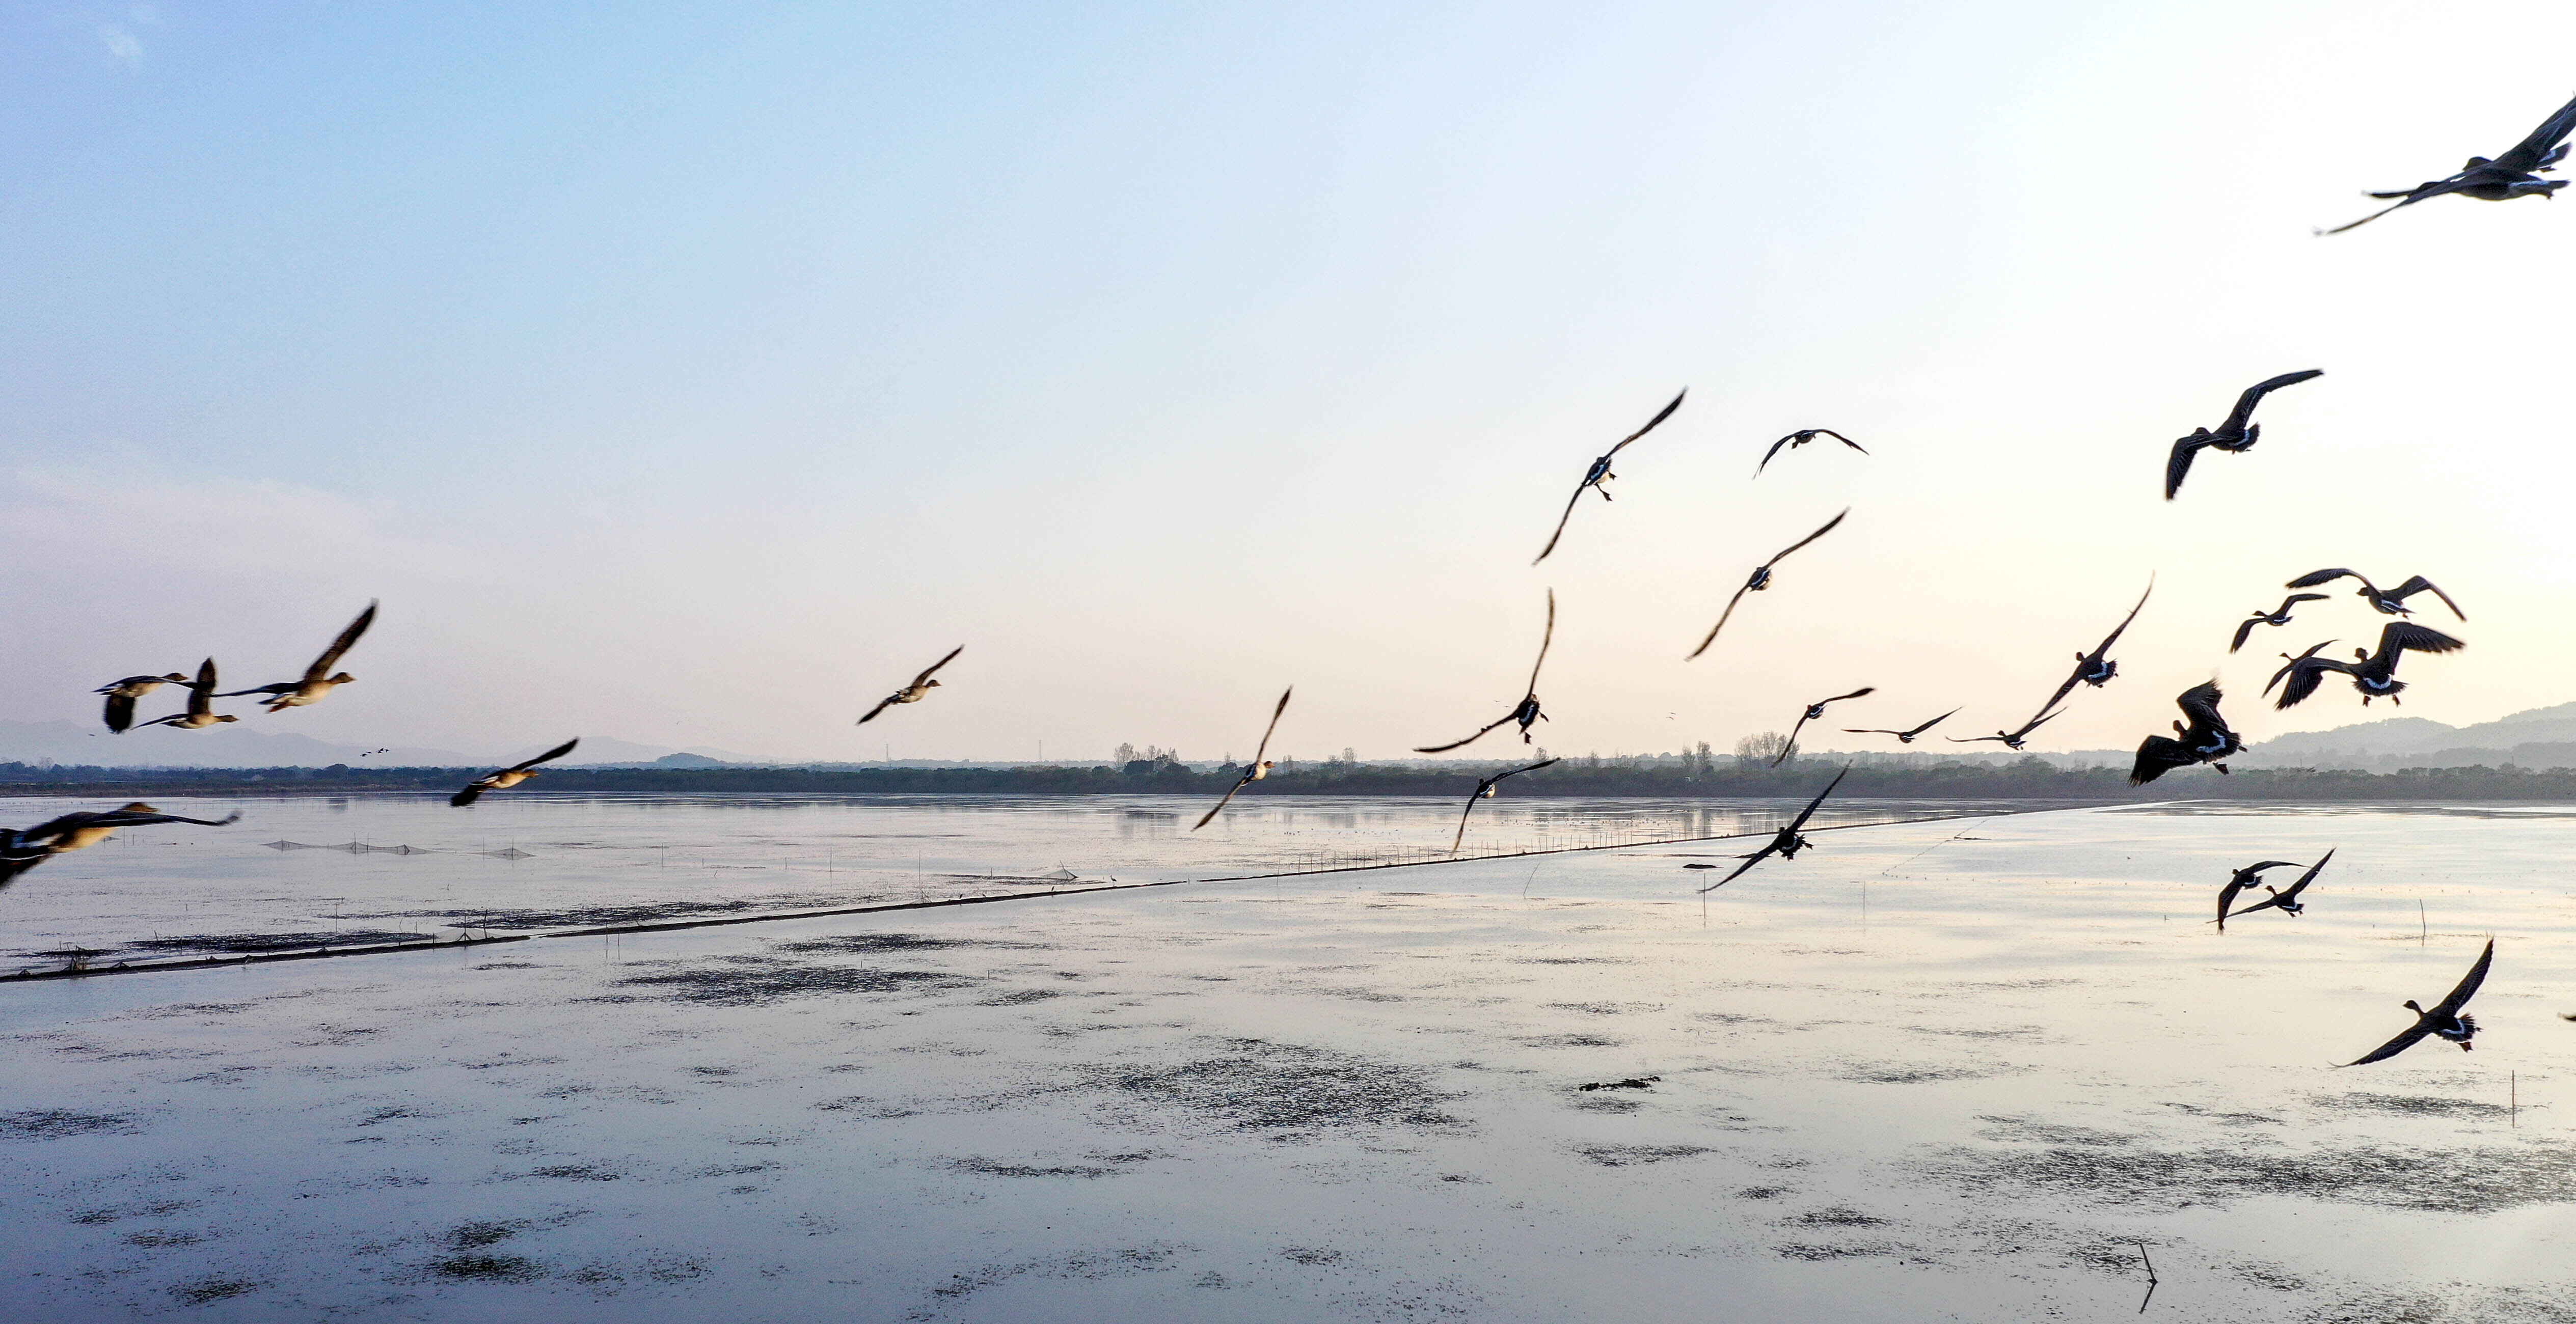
[[1842, 707, 1961, 744], [2031, 578, 2153, 719], [2215, 848, 2335, 926], [2212, 860, 2305, 933], [1948, 708, 2063, 751], [2323, 92, 2576, 234], [217, 601, 377, 712], [1, 803, 242, 893], [95, 673, 190, 735], [2284, 569, 2464, 622], [2164, 370, 2323, 500], [1450, 757, 1559, 855], [2266, 621, 2464, 709], [1688, 509, 1849, 660], [1777, 687, 1876, 766], [2231, 593, 2330, 653], [1193, 687, 1293, 831], [2129, 682, 2243, 785], [451, 739, 580, 807], [128, 659, 238, 732], [1697, 764, 1849, 892], [1532, 389, 1688, 565], [1417, 590, 1555, 753], [1754, 428, 1867, 476], [857, 646, 963, 725], [2342, 939, 2493, 1065]]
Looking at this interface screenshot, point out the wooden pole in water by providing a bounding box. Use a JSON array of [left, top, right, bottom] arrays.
[[2420, 900, 2427, 944], [2511, 1071, 2516, 1127]]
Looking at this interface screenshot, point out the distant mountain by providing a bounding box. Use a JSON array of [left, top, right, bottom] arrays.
[[0, 718, 478, 769], [497, 736, 770, 766], [2251, 702, 2576, 758]]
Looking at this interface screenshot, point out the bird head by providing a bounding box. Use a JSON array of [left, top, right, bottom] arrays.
[[2403, 999, 2425, 1014], [923, 678, 942, 689], [159, 672, 189, 683], [327, 672, 356, 684]]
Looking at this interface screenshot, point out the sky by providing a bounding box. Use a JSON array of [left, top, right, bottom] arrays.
[[4, 2, 2573, 765]]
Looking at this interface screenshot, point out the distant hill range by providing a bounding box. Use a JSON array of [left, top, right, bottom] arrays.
[[0, 719, 767, 770], [2226, 700, 2576, 770]]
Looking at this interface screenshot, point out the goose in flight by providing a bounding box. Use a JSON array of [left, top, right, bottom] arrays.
[[2214, 848, 2335, 927], [2164, 370, 2323, 500], [2266, 621, 2464, 709], [1450, 757, 1559, 855], [1948, 708, 2062, 751], [1688, 509, 1848, 659], [2129, 682, 2242, 785], [1777, 687, 1875, 765], [129, 659, 238, 732], [1754, 429, 1866, 477], [1, 803, 242, 892], [858, 646, 963, 725], [1194, 687, 1293, 831], [1417, 590, 1555, 753], [2323, 92, 2576, 234], [2231, 593, 2329, 653], [1533, 389, 1688, 565], [2031, 578, 2153, 719], [218, 601, 377, 712], [2212, 860, 2306, 933], [2343, 939, 2493, 1065], [2284, 569, 2464, 622], [451, 739, 580, 807], [1697, 764, 1848, 892], [95, 672, 191, 734], [1843, 707, 1961, 744]]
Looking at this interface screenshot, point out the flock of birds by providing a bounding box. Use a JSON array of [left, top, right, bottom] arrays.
[[15, 90, 2576, 1067]]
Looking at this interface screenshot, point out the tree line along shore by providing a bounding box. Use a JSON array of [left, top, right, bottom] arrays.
[[5, 757, 2576, 801]]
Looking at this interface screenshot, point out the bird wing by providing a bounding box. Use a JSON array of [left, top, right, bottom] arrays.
[[103, 693, 135, 734], [1496, 757, 1560, 782], [1605, 388, 1688, 458], [2092, 578, 2154, 657], [1414, 711, 1517, 755], [1533, 486, 1588, 565], [855, 695, 899, 725], [2222, 890, 2282, 922], [449, 781, 492, 808], [1822, 686, 1877, 705], [2176, 682, 2227, 730], [2376, 621, 2466, 665], [2275, 848, 2336, 901], [2216, 879, 2248, 929], [1193, 779, 1251, 832], [2164, 438, 2203, 500], [508, 738, 581, 774], [2281, 593, 2330, 610], [2222, 370, 2325, 433], [2494, 92, 2576, 174], [2229, 617, 2263, 654], [2271, 657, 2342, 710], [1687, 584, 1754, 660], [2011, 708, 2065, 741], [305, 601, 378, 681], [2387, 576, 2465, 622], [2129, 735, 2192, 786], [1945, 734, 2006, 744], [2286, 568, 2365, 592], [1449, 791, 1482, 854], [187, 658, 216, 716], [1814, 429, 1867, 454], [1767, 508, 1850, 566], [2343, 1020, 2435, 1066], [2431, 938, 2496, 1018], [1775, 711, 1814, 766], [1753, 434, 1796, 476], [1247, 686, 1294, 767], [1695, 845, 1774, 892], [910, 645, 966, 689], [2321, 192, 2447, 236], [1903, 707, 1963, 737], [1786, 764, 1852, 833], [1524, 590, 1556, 697]]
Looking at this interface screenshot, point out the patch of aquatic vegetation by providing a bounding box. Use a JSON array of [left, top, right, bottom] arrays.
[[1914, 1137, 2576, 1212], [122, 929, 435, 956], [0, 1109, 139, 1140], [1100, 1038, 1463, 1133], [1573, 1144, 1713, 1167], [2309, 1092, 2515, 1120], [777, 932, 1045, 954], [591, 954, 971, 1006]]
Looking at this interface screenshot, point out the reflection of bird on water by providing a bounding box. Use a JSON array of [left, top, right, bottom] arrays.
[[2232, 593, 2329, 653], [2030, 578, 2152, 719], [217, 601, 377, 712], [1698, 764, 1849, 892], [1778, 688, 1875, 765], [2321, 92, 2576, 234], [2129, 682, 2242, 785], [1194, 687, 1293, 831], [1532, 389, 1688, 565], [1754, 428, 1866, 476], [129, 659, 239, 731], [2, 803, 243, 892], [2163, 370, 2323, 499], [2215, 848, 2335, 927], [1844, 706, 1960, 744], [451, 739, 580, 807], [2212, 859, 2303, 932], [1688, 509, 1848, 659], [858, 646, 963, 724], [1417, 590, 1555, 753], [2266, 621, 2464, 709], [1450, 757, 1558, 855], [2343, 939, 2493, 1065], [2284, 569, 2464, 621], [96, 672, 191, 734]]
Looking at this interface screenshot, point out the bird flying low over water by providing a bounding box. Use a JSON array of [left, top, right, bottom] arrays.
[[95, 672, 190, 734], [2215, 848, 2335, 927], [451, 739, 580, 807], [1194, 687, 1293, 832], [1844, 707, 1961, 744], [2231, 593, 2330, 653], [218, 601, 377, 712], [1450, 757, 1559, 856], [2284, 569, 2464, 622], [1688, 509, 1849, 660], [1417, 590, 1555, 754], [1, 803, 242, 893], [1698, 764, 1849, 892], [2213, 860, 2304, 933], [1948, 708, 2062, 752], [1779, 688, 1875, 766], [2323, 93, 2576, 235], [1532, 389, 1688, 565], [2129, 682, 2243, 785], [2267, 621, 2464, 709], [1754, 429, 1867, 477], [2343, 939, 2493, 1065], [858, 646, 963, 725], [129, 659, 237, 732], [2164, 370, 2323, 500], [2032, 578, 2153, 719]]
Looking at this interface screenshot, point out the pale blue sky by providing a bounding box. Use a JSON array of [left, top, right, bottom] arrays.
[[4, 3, 2571, 762]]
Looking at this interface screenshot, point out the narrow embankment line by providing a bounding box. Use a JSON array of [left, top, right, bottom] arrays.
[[5, 804, 2084, 983]]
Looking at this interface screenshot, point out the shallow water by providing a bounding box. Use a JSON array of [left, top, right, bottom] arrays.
[[1, 796, 2571, 1321]]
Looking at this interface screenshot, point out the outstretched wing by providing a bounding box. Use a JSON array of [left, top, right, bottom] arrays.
[[2176, 682, 2227, 730], [1496, 757, 1559, 783], [2129, 735, 2193, 786], [2388, 576, 2465, 622], [2216, 879, 2248, 930], [306, 601, 378, 681], [1687, 584, 1753, 660], [1449, 791, 1483, 855], [187, 658, 218, 717], [2376, 621, 2465, 665], [1247, 686, 1294, 767], [2092, 578, 2153, 657], [2272, 657, 2339, 709], [2012, 708, 2065, 741], [910, 645, 966, 690], [508, 738, 581, 775], [2432, 938, 2496, 1017], [2164, 437, 2202, 500], [1533, 485, 1588, 565], [2494, 91, 2576, 174], [2320, 190, 2449, 236], [2230, 617, 2263, 654], [1606, 388, 1688, 459], [1775, 711, 1814, 766], [1414, 710, 1517, 755], [2221, 370, 2324, 433], [449, 780, 493, 808], [2276, 848, 2336, 901], [2286, 568, 2365, 592], [1525, 590, 1556, 697], [1903, 707, 1962, 737], [1768, 508, 1850, 566], [1193, 778, 1252, 832], [1814, 429, 1867, 454], [1821, 686, 1877, 705], [855, 695, 900, 725], [2343, 1020, 2434, 1066], [1695, 845, 1774, 892], [1786, 764, 1852, 833], [1753, 434, 1796, 476]]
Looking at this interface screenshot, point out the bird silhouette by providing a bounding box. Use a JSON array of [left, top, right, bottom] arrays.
[[2342, 939, 2493, 1065], [1, 803, 242, 893], [1698, 765, 1849, 892], [129, 659, 238, 732], [1947, 707, 2064, 751], [95, 673, 190, 734], [1533, 390, 1688, 565], [1194, 687, 1293, 831], [2213, 860, 2304, 933], [2231, 593, 2330, 653], [1450, 757, 1559, 855], [2214, 848, 2335, 927], [1778, 687, 1875, 765], [2284, 569, 2464, 621], [2323, 93, 2576, 234], [2031, 578, 2153, 719], [218, 601, 377, 713], [1754, 428, 1867, 476], [451, 739, 580, 807], [2164, 371, 2323, 499], [1688, 510, 1849, 659], [858, 646, 964, 725], [1843, 707, 1961, 744], [2266, 621, 2464, 709], [2129, 682, 2242, 785], [1417, 590, 1555, 753]]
